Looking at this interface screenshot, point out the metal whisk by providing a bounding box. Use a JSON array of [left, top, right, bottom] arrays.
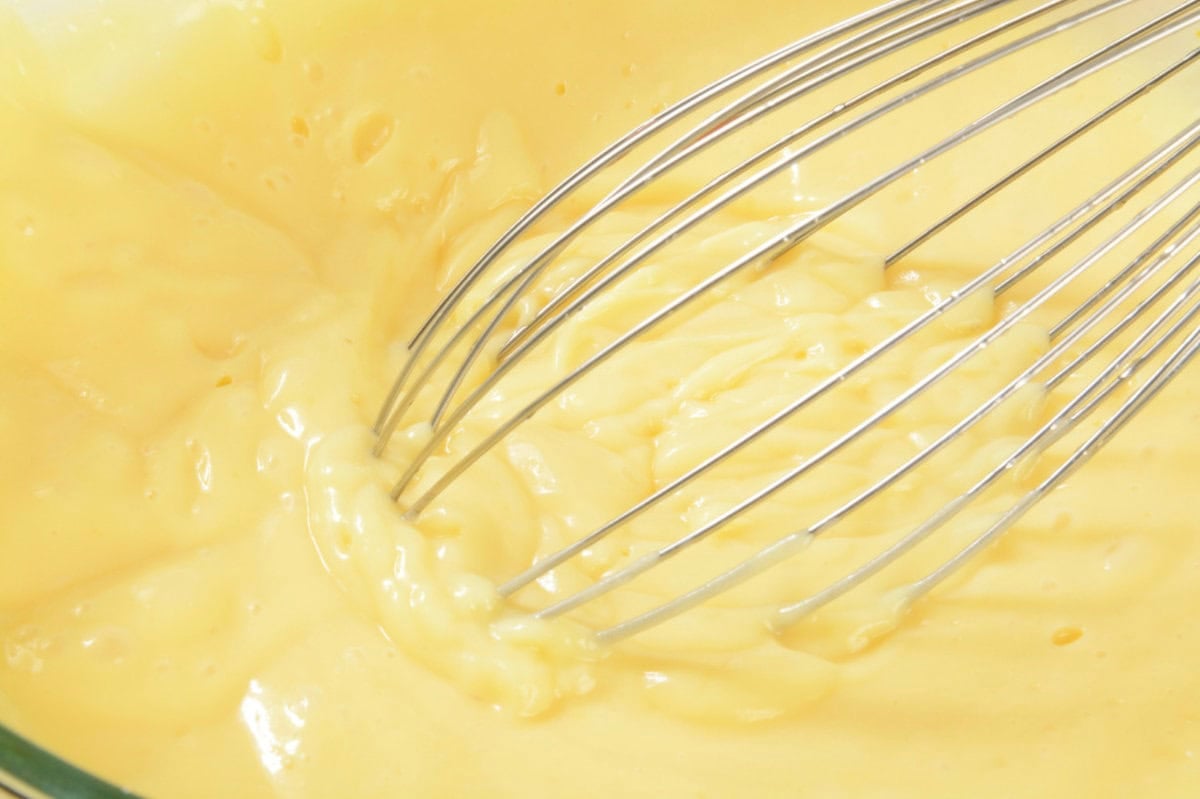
[[372, 0, 1200, 643]]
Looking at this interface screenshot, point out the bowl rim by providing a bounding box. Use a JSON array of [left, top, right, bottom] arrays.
[[0, 722, 140, 799]]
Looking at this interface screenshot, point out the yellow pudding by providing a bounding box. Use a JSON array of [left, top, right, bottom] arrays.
[[2, 1, 1200, 797]]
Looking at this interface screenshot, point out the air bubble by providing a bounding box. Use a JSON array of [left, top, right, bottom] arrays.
[[249, 16, 283, 63], [350, 111, 394, 165], [1051, 626, 1083, 646]]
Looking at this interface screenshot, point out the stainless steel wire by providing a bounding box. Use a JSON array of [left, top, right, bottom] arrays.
[[373, 0, 1200, 643]]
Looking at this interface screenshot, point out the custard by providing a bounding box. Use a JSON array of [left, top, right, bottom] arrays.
[[2, 1, 1200, 797]]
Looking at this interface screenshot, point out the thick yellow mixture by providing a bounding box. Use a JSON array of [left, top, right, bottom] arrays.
[[2, 0, 1200, 797]]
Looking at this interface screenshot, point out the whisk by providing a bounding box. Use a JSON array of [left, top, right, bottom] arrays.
[[372, 0, 1200, 644]]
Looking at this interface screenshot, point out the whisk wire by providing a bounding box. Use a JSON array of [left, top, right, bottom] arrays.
[[373, 0, 1076, 446], [394, 4, 1200, 513], [374, 0, 1200, 641], [410, 0, 1135, 439], [497, 0, 1117, 363], [495, 67, 1200, 599], [393, 0, 1050, 436], [373, 0, 957, 438], [604, 205, 1200, 642], [536, 164, 1200, 625]]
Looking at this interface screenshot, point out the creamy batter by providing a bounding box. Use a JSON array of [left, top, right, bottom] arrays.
[[2, 0, 1200, 797]]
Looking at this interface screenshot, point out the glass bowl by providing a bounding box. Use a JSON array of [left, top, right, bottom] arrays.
[[0, 722, 137, 798]]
